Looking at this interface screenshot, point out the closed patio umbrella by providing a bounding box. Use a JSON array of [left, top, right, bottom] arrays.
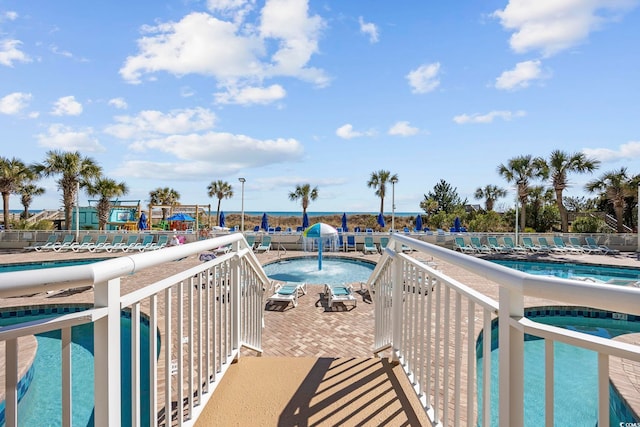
[[219, 211, 225, 228], [137, 212, 147, 230], [261, 213, 269, 231], [415, 214, 423, 231], [377, 213, 385, 228], [341, 213, 348, 231], [302, 212, 309, 229]]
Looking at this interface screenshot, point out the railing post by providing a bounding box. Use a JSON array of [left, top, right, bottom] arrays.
[[391, 242, 404, 363], [94, 278, 122, 427], [231, 242, 242, 355], [498, 286, 524, 427]]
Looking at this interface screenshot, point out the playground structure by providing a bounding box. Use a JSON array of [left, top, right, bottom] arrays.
[[147, 204, 211, 232]]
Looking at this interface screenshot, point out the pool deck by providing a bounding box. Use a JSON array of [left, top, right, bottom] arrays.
[[1, 247, 640, 423]]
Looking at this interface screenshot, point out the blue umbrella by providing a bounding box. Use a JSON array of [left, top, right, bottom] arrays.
[[302, 212, 309, 228], [454, 216, 461, 232], [167, 213, 195, 222], [137, 212, 147, 230], [341, 213, 348, 231], [377, 212, 385, 228], [415, 214, 423, 231], [219, 211, 225, 228], [261, 213, 269, 230]]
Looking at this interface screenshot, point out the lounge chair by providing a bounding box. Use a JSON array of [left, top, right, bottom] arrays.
[[585, 237, 619, 255], [214, 244, 232, 255], [379, 237, 389, 253], [130, 234, 155, 251], [255, 236, 271, 253], [92, 235, 123, 252], [363, 236, 377, 254], [24, 234, 58, 251], [454, 237, 476, 254], [537, 237, 565, 253], [553, 236, 583, 253], [470, 237, 492, 254], [50, 234, 76, 252], [345, 235, 356, 252], [522, 237, 549, 253], [569, 237, 603, 254], [118, 235, 140, 252], [245, 235, 256, 250], [147, 234, 169, 250], [325, 283, 357, 309], [502, 236, 527, 253], [76, 234, 107, 252], [102, 235, 129, 252], [487, 236, 512, 253], [266, 282, 307, 309], [67, 235, 94, 252]]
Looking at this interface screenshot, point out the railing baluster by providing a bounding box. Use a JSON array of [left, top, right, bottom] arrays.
[[131, 303, 141, 427], [149, 295, 158, 427], [467, 300, 476, 427], [443, 286, 451, 426], [454, 292, 462, 427], [434, 281, 441, 423], [545, 339, 554, 427], [164, 287, 172, 427], [5, 338, 18, 427], [62, 327, 72, 427], [177, 281, 184, 426], [482, 309, 492, 427]]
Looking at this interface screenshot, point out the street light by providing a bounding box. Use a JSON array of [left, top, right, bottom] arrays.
[[390, 177, 398, 232], [514, 187, 519, 244], [239, 178, 246, 233]]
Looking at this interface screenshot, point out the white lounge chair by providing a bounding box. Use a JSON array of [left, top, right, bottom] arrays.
[[325, 283, 357, 309], [255, 236, 272, 253], [363, 237, 377, 254], [266, 282, 307, 309], [24, 234, 58, 251]]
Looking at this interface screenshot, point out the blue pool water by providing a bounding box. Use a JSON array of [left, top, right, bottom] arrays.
[[492, 259, 640, 283], [0, 309, 156, 427], [0, 258, 107, 273], [477, 260, 640, 426], [262, 257, 375, 285]]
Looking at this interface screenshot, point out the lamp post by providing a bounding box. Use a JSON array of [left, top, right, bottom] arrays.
[[514, 187, 519, 244], [391, 177, 398, 232], [637, 182, 639, 254], [75, 181, 80, 240], [239, 177, 246, 233]]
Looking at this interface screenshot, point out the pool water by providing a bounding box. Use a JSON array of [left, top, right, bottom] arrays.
[[477, 259, 640, 426], [492, 259, 640, 283], [0, 311, 156, 427], [0, 258, 107, 273], [262, 257, 375, 285]]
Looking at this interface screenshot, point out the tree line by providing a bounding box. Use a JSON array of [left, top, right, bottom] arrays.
[[1, 150, 637, 233]]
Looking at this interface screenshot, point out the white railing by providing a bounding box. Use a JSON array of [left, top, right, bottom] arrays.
[[0, 234, 267, 427], [368, 233, 640, 427]]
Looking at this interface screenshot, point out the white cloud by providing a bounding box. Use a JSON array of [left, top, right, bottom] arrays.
[[115, 133, 304, 180], [583, 141, 640, 162], [36, 124, 105, 152], [0, 39, 30, 67], [51, 96, 83, 116], [453, 110, 526, 124], [406, 63, 441, 94], [492, 0, 637, 57], [3, 11, 18, 21], [108, 97, 128, 109], [104, 107, 216, 140], [0, 92, 32, 115], [359, 16, 379, 43], [120, 2, 328, 94], [336, 124, 376, 139], [214, 84, 286, 105], [495, 60, 545, 90], [388, 121, 418, 136]]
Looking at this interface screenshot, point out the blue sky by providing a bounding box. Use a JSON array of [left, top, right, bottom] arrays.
[[1, 0, 639, 214]]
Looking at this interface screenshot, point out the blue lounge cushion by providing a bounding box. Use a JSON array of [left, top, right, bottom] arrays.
[[332, 287, 350, 296], [277, 286, 297, 295]]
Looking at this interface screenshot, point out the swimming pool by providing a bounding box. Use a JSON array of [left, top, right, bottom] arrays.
[[262, 257, 375, 285], [0, 307, 156, 427], [492, 259, 640, 283], [0, 258, 108, 273], [477, 260, 640, 425]]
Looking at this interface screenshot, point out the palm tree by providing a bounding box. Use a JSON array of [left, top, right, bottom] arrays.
[[149, 187, 181, 221], [497, 155, 545, 231], [33, 150, 102, 230], [207, 180, 234, 226], [0, 156, 32, 228], [288, 184, 318, 216], [367, 170, 398, 215], [474, 184, 507, 211], [84, 177, 129, 230], [538, 150, 600, 232], [18, 182, 46, 220], [585, 168, 634, 232]]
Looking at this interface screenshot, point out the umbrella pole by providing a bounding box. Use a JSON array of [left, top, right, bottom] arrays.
[[318, 239, 323, 270]]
